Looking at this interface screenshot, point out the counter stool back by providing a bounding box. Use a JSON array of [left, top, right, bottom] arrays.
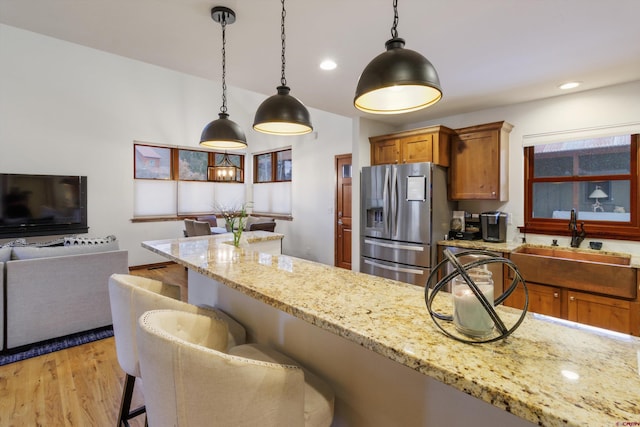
[[108, 274, 246, 427], [137, 309, 335, 427]]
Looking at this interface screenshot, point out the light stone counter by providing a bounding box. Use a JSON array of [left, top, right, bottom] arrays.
[[143, 235, 640, 427]]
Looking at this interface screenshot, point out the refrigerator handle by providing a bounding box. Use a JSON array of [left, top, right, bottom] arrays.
[[383, 166, 390, 235], [391, 166, 398, 236]]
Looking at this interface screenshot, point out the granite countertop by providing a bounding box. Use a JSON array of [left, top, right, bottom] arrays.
[[143, 236, 640, 427]]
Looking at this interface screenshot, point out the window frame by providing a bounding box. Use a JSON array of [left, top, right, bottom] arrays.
[[253, 148, 292, 184], [132, 143, 245, 221], [521, 134, 640, 241], [134, 143, 244, 184]]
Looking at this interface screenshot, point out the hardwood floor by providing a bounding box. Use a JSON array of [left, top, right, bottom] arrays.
[[0, 263, 186, 427]]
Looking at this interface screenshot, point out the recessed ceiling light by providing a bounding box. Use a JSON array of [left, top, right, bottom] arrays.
[[320, 59, 337, 71], [559, 81, 581, 90]]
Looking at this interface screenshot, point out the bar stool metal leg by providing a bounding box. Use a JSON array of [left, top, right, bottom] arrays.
[[117, 373, 145, 427]]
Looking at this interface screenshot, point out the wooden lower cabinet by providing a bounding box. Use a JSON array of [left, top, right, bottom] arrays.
[[567, 290, 639, 336], [504, 281, 639, 336], [506, 282, 562, 319]]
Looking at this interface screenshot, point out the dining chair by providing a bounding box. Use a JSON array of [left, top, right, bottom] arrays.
[[108, 274, 246, 427], [183, 219, 196, 237], [137, 309, 335, 427], [196, 215, 218, 227], [192, 220, 212, 236]]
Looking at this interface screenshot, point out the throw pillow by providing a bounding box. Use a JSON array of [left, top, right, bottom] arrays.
[[0, 246, 11, 262], [64, 235, 116, 246], [0, 238, 28, 247], [11, 240, 120, 260]]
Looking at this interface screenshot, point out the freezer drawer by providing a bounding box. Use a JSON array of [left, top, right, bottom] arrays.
[[361, 237, 432, 268], [360, 257, 430, 287]]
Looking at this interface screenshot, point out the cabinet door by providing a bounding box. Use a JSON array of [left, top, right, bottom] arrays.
[[504, 282, 562, 318], [567, 291, 634, 335], [450, 129, 499, 199], [400, 134, 434, 164], [371, 139, 399, 165]]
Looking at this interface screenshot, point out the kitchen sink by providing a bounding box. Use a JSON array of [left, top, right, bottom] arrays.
[[513, 245, 631, 265], [510, 244, 636, 298]]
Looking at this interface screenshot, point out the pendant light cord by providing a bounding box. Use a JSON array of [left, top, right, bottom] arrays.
[[280, 0, 287, 87], [220, 16, 228, 114], [391, 0, 399, 39]]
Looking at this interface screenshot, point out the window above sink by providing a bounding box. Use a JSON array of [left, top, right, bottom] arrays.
[[521, 131, 640, 241]]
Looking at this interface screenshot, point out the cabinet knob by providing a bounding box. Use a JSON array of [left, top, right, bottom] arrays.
[[569, 296, 575, 302], [553, 292, 559, 298]]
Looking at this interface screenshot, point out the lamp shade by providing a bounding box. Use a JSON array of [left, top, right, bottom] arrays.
[[354, 38, 442, 114], [589, 187, 608, 199], [200, 113, 247, 149], [253, 86, 313, 135]]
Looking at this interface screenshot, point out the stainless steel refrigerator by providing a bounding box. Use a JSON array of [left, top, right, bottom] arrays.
[[360, 162, 453, 286]]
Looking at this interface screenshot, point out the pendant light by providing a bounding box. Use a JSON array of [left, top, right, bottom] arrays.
[[354, 0, 442, 114], [209, 151, 241, 181], [200, 7, 247, 149], [253, 0, 313, 136]]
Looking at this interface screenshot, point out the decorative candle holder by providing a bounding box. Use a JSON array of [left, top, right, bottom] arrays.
[[452, 266, 495, 337], [425, 249, 528, 344]]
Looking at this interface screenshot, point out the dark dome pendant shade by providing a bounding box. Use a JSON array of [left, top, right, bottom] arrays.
[[253, 0, 313, 136], [253, 86, 313, 135], [200, 112, 247, 149], [354, 1, 442, 115], [200, 6, 248, 149]]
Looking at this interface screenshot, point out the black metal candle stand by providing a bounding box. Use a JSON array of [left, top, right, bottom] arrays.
[[425, 249, 528, 344]]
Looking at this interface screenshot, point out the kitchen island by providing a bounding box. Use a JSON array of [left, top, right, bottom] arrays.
[[142, 234, 640, 427]]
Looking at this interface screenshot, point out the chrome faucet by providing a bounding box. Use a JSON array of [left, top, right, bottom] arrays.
[[569, 209, 586, 248]]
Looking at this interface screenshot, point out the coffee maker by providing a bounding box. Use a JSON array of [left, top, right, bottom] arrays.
[[480, 211, 507, 242], [448, 212, 482, 240]]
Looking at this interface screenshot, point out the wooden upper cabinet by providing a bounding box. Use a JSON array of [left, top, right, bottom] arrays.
[[369, 125, 454, 166], [449, 121, 513, 201]]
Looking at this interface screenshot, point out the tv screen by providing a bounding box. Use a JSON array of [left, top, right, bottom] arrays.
[[0, 173, 88, 238]]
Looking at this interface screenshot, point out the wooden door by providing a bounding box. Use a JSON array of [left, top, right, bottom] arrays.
[[335, 154, 352, 270]]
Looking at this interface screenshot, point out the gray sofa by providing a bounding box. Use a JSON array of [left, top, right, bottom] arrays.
[[0, 240, 128, 351]]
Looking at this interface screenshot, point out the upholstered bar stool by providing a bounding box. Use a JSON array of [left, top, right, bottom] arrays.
[[108, 274, 246, 427], [137, 309, 335, 427]]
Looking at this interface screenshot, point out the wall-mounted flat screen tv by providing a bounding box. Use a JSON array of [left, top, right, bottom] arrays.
[[0, 173, 88, 238]]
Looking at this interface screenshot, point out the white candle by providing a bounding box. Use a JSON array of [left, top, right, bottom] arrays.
[[452, 274, 495, 337]]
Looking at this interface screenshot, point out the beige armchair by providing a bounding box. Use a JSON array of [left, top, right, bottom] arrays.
[[108, 274, 247, 427], [137, 309, 335, 427]]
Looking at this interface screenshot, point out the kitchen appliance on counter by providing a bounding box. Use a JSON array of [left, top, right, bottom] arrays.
[[480, 211, 507, 242], [448, 212, 482, 240], [360, 162, 453, 286]]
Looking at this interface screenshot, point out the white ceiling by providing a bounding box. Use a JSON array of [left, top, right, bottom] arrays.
[[2, 0, 640, 126]]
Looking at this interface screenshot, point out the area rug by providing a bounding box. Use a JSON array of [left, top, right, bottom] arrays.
[[0, 326, 114, 366]]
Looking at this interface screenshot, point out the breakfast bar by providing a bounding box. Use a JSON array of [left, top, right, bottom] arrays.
[[142, 234, 640, 427]]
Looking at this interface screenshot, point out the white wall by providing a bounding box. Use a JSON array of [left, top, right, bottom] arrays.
[[0, 24, 353, 266], [3, 23, 640, 266], [403, 80, 640, 255]]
